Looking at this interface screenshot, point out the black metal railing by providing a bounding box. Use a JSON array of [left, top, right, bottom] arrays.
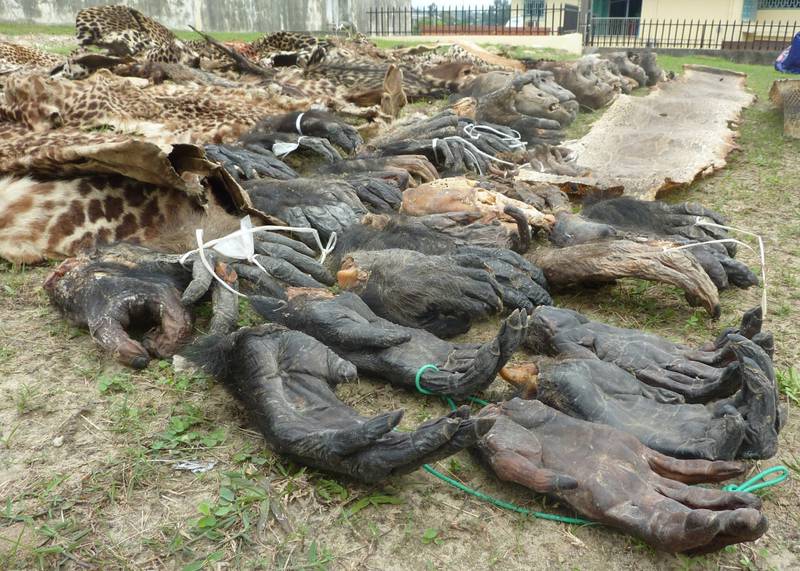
[[586, 17, 799, 50], [367, 4, 580, 36]]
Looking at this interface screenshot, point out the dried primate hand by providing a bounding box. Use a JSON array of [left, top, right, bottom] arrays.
[[44, 258, 192, 369], [319, 156, 440, 186], [204, 144, 298, 181], [187, 324, 492, 482], [181, 230, 335, 303], [243, 178, 367, 244], [333, 217, 550, 310], [532, 334, 781, 461], [343, 174, 403, 213], [251, 110, 363, 153], [251, 289, 530, 398], [477, 399, 768, 553], [336, 248, 504, 338], [551, 199, 759, 290], [525, 306, 774, 402], [239, 131, 343, 163]]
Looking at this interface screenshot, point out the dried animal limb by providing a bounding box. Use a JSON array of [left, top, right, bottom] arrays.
[[529, 239, 720, 316]]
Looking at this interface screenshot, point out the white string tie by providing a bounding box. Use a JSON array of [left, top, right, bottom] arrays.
[[179, 216, 336, 299], [463, 123, 527, 149], [663, 218, 767, 317]]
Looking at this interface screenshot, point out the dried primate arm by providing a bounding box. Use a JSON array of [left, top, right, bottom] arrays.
[[529, 240, 721, 317], [187, 325, 493, 482], [251, 290, 530, 398], [477, 399, 768, 553]]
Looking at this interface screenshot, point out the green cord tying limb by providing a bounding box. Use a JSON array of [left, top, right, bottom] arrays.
[[723, 466, 790, 494], [421, 465, 595, 525], [412, 364, 791, 527], [414, 363, 593, 526]]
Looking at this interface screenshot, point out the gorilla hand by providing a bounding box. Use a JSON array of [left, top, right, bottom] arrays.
[[251, 289, 530, 398], [204, 144, 298, 181], [181, 230, 334, 303], [533, 337, 781, 461], [336, 249, 504, 338], [478, 399, 767, 553], [455, 246, 551, 310], [239, 131, 343, 163], [187, 324, 492, 482], [44, 258, 192, 369], [243, 178, 367, 245], [251, 110, 362, 153]]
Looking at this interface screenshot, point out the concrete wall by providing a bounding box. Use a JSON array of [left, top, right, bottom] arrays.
[[640, 0, 744, 21], [0, 0, 407, 32]]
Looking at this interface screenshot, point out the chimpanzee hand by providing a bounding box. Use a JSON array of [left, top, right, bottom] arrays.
[[243, 178, 367, 245], [375, 138, 486, 176], [344, 174, 403, 213], [525, 306, 750, 403], [580, 198, 758, 289], [454, 246, 551, 309], [187, 324, 492, 482], [204, 144, 298, 181], [44, 258, 192, 369], [583, 198, 728, 245], [251, 289, 530, 398], [337, 249, 504, 338], [477, 399, 767, 553], [181, 231, 334, 304], [239, 131, 343, 163], [319, 156, 439, 186], [533, 335, 781, 461]]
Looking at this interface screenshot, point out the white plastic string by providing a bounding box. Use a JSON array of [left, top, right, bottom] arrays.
[[662, 218, 767, 317], [272, 136, 307, 158], [179, 216, 337, 299], [431, 135, 518, 169], [295, 112, 305, 136], [463, 148, 483, 175], [462, 123, 527, 149]]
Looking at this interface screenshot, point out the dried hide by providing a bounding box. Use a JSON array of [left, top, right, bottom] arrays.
[[518, 66, 755, 199], [769, 78, 800, 139]]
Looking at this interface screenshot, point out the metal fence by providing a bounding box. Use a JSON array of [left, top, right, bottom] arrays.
[[367, 4, 580, 36], [586, 17, 799, 50]]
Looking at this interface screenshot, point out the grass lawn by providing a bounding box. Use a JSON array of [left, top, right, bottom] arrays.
[[0, 35, 798, 570]]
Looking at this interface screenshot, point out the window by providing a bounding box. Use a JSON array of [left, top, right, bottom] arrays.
[[743, 0, 757, 19], [758, 0, 800, 8]]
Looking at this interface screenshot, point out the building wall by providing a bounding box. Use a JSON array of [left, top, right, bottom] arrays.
[[640, 0, 744, 21], [0, 0, 406, 32], [756, 8, 800, 23]]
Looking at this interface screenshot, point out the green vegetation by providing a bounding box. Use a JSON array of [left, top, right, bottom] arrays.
[[0, 22, 74, 36]]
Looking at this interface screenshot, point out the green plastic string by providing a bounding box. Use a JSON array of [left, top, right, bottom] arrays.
[[415, 363, 457, 410], [413, 366, 791, 526], [414, 364, 439, 395], [723, 466, 790, 494], [422, 464, 595, 526], [413, 364, 593, 526]]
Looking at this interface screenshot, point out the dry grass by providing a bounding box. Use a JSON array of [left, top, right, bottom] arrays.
[[0, 49, 799, 570]]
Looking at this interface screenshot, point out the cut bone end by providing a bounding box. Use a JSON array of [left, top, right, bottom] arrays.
[[500, 363, 539, 399]]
